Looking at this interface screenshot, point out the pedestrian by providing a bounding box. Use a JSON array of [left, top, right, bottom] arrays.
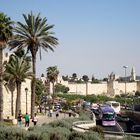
[[25, 113, 30, 127], [17, 110, 22, 127], [56, 109, 59, 118], [32, 113, 38, 126], [50, 109, 53, 117]]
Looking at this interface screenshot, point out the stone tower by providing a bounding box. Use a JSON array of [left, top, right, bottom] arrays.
[[131, 66, 136, 81]]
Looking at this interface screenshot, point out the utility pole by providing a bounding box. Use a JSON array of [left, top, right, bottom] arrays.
[[123, 66, 128, 106]]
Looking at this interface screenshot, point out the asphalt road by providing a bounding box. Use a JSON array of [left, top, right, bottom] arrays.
[[96, 119, 122, 132], [96, 115, 140, 133]]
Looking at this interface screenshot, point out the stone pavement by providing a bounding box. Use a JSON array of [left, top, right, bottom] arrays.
[[35, 112, 72, 126], [22, 111, 77, 130]]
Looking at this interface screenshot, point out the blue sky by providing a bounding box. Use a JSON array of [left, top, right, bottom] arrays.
[[1, 0, 140, 79]]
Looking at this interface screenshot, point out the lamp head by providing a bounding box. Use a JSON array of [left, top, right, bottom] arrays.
[[25, 87, 28, 92], [123, 66, 128, 69]]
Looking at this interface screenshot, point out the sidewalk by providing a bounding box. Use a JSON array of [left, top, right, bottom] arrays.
[[36, 112, 72, 126], [23, 112, 77, 130]]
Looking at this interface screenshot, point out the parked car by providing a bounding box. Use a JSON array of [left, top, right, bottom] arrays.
[[131, 125, 140, 133], [54, 103, 62, 111], [116, 115, 129, 122], [91, 108, 99, 115]]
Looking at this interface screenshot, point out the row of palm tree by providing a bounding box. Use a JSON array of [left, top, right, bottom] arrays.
[[0, 11, 58, 120]]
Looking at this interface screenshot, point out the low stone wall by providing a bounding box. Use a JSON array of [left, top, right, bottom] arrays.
[[4, 118, 17, 125]]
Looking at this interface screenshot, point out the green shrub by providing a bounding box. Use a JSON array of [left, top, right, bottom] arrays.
[[0, 121, 13, 126], [68, 131, 102, 140], [85, 131, 102, 140], [28, 124, 71, 139], [47, 127, 71, 139], [49, 131, 67, 140], [25, 131, 42, 140], [0, 126, 26, 140], [48, 120, 71, 130], [78, 111, 91, 120], [90, 125, 104, 139], [68, 131, 85, 140], [123, 135, 139, 140]]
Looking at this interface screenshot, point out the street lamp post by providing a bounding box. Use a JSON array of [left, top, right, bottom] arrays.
[[123, 66, 128, 107], [42, 95, 47, 115], [25, 88, 28, 113], [123, 66, 128, 95]]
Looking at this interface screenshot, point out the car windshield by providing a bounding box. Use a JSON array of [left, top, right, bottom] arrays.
[[132, 126, 140, 132], [103, 113, 115, 120], [112, 103, 119, 108]]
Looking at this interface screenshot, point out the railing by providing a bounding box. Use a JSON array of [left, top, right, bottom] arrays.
[[72, 120, 140, 137], [72, 120, 96, 132], [73, 120, 96, 126]]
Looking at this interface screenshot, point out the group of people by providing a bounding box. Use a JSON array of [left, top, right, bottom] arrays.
[[17, 111, 38, 127], [48, 109, 60, 118]]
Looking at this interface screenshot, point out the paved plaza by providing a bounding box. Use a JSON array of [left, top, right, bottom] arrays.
[[21, 111, 77, 130]]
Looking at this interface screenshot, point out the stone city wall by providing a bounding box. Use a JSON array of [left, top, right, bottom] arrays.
[[59, 82, 107, 95], [3, 52, 31, 119], [113, 81, 137, 95], [52, 79, 139, 96], [3, 79, 31, 119]]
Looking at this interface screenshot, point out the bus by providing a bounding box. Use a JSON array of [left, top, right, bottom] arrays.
[[105, 101, 120, 115], [98, 105, 116, 126]]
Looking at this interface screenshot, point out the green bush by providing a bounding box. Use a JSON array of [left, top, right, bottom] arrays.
[[47, 127, 71, 139], [49, 133, 65, 140], [68, 131, 85, 140], [0, 121, 13, 126], [90, 125, 104, 139], [25, 131, 42, 140], [0, 126, 26, 140], [123, 135, 139, 140], [48, 120, 71, 130], [85, 131, 102, 140], [68, 131, 102, 140], [78, 111, 91, 121]]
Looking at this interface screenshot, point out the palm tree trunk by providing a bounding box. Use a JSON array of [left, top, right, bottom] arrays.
[[31, 53, 36, 118], [86, 82, 88, 96], [0, 47, 3, 121], [11, 91, 14, 116], [15, 81, 21, 119], [52, 82, 55, 104], [52, 82, 55, 97]]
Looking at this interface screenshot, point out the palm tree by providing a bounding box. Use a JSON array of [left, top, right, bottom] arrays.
[[9, 12, 58, 117], [47, 66, 59, 97], [82, 75, 89, 96], [4, 50, 32, 118], [72, 73, 77, 82], [0, 12, 13, 120]]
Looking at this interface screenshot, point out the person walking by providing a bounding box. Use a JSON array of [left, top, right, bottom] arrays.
[[50, 109, 53, 117], [56, 109, 59, 118], [17, 111, 22, 127], [25, 113, 30, 127], [32, 113, 38, 126]]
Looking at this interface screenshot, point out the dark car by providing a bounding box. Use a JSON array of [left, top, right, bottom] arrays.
[[91, 108, 99, 115], [54, 103, 62, 111], [116, 115, 129, 122], [131, 125, 140, 133]]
